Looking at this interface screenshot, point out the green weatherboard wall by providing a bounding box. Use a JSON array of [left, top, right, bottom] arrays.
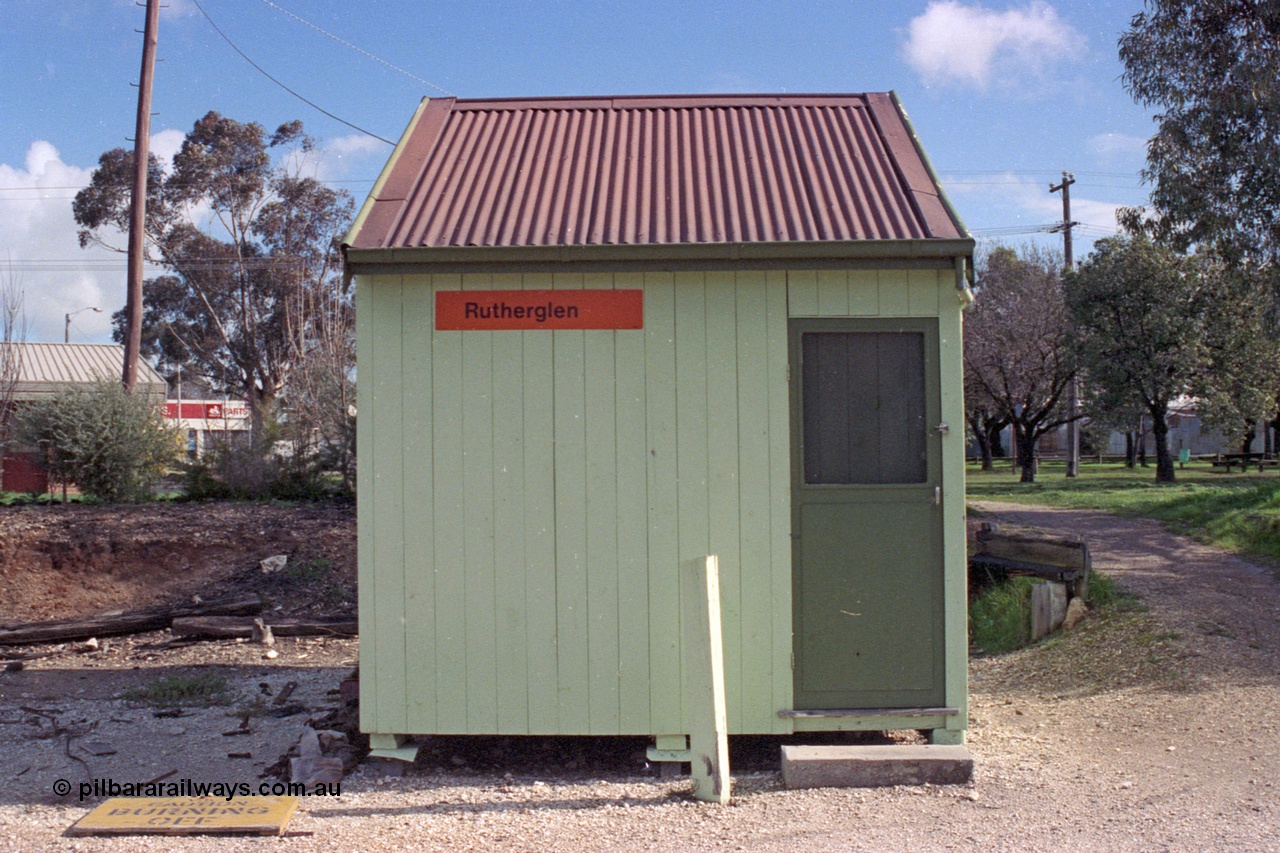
[[356, 266, 968, 739]]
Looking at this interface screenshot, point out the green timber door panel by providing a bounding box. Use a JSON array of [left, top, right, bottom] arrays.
[[791, 318, 945, 709]]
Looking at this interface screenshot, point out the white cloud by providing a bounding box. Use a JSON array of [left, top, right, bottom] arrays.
[[1086, 132, 1148, 163], [149, 129, 187, 170], [0, 128, 387, 344], [317, 134, 391, 182], [946, 172, 1124, 252], [0, 141, 124, 344], [902, 2, 1086, 90]]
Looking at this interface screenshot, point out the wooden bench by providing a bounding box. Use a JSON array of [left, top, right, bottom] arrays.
[[969, 524, 1091, 599]]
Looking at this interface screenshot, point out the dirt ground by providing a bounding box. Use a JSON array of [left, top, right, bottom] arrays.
[[2, 499, 1280, 851], [0, 501, 357, 625]]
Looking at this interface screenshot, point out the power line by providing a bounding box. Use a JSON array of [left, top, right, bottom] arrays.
[[0, 181, 375, 191], [3, 258, 307, 272], [970, 223, 1060, 235], [946, 180, 1142, 189], [255, 0, 454, 97], [190, 0, 395, 146], [940, 170, 1142, 178], [0, 179, 376, 202]]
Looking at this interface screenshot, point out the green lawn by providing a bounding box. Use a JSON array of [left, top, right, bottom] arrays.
[[967, 459, 1280, 562]]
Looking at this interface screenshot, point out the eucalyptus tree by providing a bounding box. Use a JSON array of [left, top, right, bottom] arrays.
[[73, 112, 354, 441], [1120, 0, 1280, 263], [1065, 236, 1207, 483]]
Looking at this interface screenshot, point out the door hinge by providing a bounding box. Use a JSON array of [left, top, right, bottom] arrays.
[[790, 652, 795, 670]]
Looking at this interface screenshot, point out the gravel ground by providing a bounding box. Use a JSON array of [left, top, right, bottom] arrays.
[[3, 503, 1280, 851]]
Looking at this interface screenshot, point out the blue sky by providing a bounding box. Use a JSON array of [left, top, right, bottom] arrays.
[[3, 0, 1154, 343]]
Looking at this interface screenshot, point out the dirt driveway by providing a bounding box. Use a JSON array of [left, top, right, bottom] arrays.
[[2, 502, 1280, 851]]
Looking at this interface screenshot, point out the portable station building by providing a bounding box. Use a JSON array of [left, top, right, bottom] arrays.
[[343, 93, 975, 758]]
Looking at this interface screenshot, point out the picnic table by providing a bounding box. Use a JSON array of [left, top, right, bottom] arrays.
[[1211, 453, 1278, 473]]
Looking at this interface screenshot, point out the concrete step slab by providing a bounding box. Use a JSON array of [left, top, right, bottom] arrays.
[[781, 744, 974, 789]]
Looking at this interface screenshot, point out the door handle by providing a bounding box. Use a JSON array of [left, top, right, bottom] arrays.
[[933, 422, 950, 436]]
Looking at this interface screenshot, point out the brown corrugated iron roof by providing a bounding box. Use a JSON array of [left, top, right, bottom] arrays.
[[347, 93, 968, 253], [9, 343, 167, 400]]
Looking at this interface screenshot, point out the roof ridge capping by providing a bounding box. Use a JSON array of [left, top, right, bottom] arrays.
[[447, 92, 878, 110]]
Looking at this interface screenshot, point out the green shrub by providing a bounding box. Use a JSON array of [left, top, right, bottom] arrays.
[[16, 380, 181, 502], [969, 576, 1037, 653], [182, 442, 335, 501], [181, 459, 236, 500]]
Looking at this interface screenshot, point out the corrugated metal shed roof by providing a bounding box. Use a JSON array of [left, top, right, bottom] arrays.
[[8, 343, 167, 400], [347, 93, 968, 254]]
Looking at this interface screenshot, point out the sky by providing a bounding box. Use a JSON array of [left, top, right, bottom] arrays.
[[2, 0, 1156, 344]]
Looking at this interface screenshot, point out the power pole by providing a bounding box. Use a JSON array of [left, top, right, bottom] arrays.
[[1050, 171, 1079, 477], [123, 0, 160, 393]]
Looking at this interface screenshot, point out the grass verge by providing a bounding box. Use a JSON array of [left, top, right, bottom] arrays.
[[124, 671, 233, 706], [968, 460, 1280, 563], [971, 570, 1184, 695]]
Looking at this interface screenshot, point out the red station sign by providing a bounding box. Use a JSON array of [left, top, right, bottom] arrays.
[[435, 290, 643, 331]]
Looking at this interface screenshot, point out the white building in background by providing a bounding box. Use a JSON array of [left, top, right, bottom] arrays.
[[1034, 398, 1270, 459], [161, 399, 250, 458]]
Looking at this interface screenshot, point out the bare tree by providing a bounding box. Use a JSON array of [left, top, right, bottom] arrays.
[[283, 263, 355, 493], [964, 244, 1078, 483], [0, 260, 28, 481]]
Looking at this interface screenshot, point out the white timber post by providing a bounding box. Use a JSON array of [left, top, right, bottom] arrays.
[[683, 554, 730, 803]]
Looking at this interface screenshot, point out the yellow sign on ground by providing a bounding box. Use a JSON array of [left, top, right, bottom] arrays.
[[68, 796, 299, 836]]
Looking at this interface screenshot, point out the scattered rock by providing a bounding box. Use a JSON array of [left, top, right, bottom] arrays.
[[290, 726, 346, 785], [252, 618, 275, 647], [80, 741, 116, 756], [260, 555, 289, 574], [366, 756, 408, 778], [1063, 598, 1088, 630]]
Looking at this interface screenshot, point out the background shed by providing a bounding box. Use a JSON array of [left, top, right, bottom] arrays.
[[344, 93, 974, 751], [1, 343, 167, 493]]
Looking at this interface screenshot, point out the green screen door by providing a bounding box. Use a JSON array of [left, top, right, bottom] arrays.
[[791, 318, 945, 709]]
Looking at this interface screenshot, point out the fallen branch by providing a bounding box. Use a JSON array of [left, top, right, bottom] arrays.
[[0, 594, 263, 646], [169, 616, 357, 640]]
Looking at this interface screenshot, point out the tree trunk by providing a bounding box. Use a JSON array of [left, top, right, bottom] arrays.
[[247, 387, 278, 451], [988, 421, 1006, 459], [1138, 426, 1148, 467], [1151, 410, 1176, 483], [967, 413, 993, 470], [976, 429, 994, 470], [1016, 426, 1038, 483], [1125, 431, 1137, 468], [1240, 419, 1257, 454]]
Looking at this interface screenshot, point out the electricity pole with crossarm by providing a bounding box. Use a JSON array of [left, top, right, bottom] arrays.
[[1050, 171, 1080, 477]]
